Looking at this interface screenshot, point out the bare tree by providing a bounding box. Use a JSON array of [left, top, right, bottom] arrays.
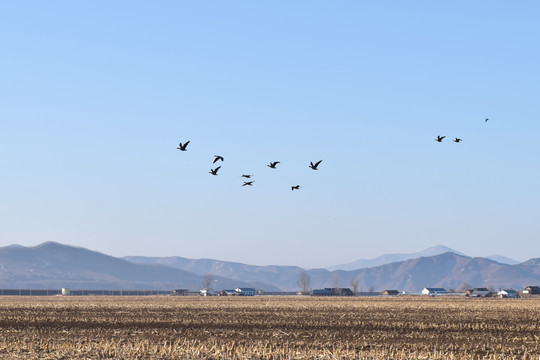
[[203, 273, 214, 291], [349, 278, 359, 296], [458, 282, 471, 292], [332, 274, 343, 296], [368, 285, 374, 296], [297, 271, 311, 294]]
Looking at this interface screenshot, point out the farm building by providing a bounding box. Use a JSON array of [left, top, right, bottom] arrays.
[[523, 286, 540, 294], [312, 288, 354, 296], [312, 289, 333, 296], [334, 288, 354, 296], [235, 287, 256, 296], [382, 290, 400, 296], [422, 287, 448, 296], [220, 289, 238, 296], [200, 289, 215, 296], [465, 288, 493, 298], [498, 289, 520, 298]]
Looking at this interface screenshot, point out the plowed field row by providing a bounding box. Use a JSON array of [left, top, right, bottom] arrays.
[[0, 296, 538, 359]]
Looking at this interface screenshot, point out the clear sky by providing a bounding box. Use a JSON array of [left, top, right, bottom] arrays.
[[1, 2, 539, 268]]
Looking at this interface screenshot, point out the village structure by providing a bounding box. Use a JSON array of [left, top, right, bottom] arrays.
[[1, 285, 538, 298], [171, 285, 539, 298]]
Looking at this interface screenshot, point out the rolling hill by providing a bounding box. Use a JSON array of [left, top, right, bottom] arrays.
[[125, 251, 540, 292], [326, 245, 465, 271], [1, 242, 538, 293], [0, 242, 279, 291]]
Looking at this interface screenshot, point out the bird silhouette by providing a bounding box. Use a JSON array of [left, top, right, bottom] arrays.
[[268, 161, 280, 169], [177, 141, 190, 151], [242, 181, 254, 186], [209, 166, 221, 176], [435, 136, 445, 142], [241, 174, 253, 178], [291, 185, 300, 191], [454, 138, 462, 143], [309, 160, 322, 170], [485, 118, 489, 123], [213, 155, 224, 163]]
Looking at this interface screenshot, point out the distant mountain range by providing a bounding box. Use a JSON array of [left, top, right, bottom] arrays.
[[123, 255, 305, 291], [326, 245, 464, 270], [125, 251, 538, 292], [0, 242, 536, 293], [329, 253, 539, 292], [0, 242, 279, 291], [326, 245, 519, 270]]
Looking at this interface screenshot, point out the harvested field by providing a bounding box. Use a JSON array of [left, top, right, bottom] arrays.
[[0, 296, 539, 359]]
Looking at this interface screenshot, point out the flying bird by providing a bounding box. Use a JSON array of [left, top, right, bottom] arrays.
[[435, 136, 445, 142], [177, 141, 190, 151], [213, 155, 224, 163], [241, 174, 253, 178], [309, 160, 322, 170], [291, 185, 300, 191], [242, 181, 254, 186], [485, 118, 489, 123], [268, 161, 280, 169], [209, 166, 221, 176], [453, 138, 462, 143]]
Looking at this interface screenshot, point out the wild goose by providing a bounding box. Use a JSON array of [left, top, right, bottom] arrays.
[[177, 141, 190, 151], [309, 160, 322, 170], [213, 155, 224, 163]]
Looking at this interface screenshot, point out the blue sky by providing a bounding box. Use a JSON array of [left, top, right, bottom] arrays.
[[1, 2, 539, 268]]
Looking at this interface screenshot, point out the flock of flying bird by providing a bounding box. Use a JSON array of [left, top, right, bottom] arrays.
[[435, 118, 489, 143], [176, 140, 322, 191], [177, 118, 489, 190]]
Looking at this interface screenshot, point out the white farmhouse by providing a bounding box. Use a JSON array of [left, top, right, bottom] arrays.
[[498, 289, 519, 298], [235, 287, 256, 296], [422, 287, 448, 296], [200, 289, 214, 296]]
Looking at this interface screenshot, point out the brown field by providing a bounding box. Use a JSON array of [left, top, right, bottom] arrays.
[[0, 296, 539, 359]]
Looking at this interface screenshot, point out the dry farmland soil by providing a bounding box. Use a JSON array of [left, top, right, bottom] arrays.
[[0, 296, 539, 359]]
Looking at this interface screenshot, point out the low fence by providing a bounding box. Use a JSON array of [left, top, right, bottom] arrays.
[[0, 289, 173, 296], [0, 289, 385, 297], [0, 289, 62, 296]]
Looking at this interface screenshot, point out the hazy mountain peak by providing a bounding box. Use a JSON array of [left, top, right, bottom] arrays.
[[485, 255, 520, 265], [326, 245, 465, 271], [4, 244, 25, 249], [423, 245, 464, 255], [33, 241, 68, 248]]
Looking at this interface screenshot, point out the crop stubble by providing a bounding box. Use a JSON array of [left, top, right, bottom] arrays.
[[0, 296, 539, 359]]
